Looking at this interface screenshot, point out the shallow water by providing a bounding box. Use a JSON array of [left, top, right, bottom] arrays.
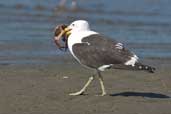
[[0, 0, 171, 64]]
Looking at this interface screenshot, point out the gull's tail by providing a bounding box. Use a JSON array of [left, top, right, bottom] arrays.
[[110, 62, 156, 73], [134, 62, 156, 73]]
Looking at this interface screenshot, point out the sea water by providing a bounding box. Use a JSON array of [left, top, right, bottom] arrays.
[[0, 0, 171, 64]]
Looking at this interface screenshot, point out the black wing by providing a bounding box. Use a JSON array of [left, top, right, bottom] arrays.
[[72, 34, 135, 69]]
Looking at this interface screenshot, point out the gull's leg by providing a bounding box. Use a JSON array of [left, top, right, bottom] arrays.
[[69, 75, 94, 96], [97, 70, 106, 96]]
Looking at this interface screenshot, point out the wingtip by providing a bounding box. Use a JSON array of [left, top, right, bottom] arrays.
[[148, 67, 156, 73]]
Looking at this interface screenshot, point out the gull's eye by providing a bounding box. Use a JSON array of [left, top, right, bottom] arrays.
[[72, 24, 75, 26]]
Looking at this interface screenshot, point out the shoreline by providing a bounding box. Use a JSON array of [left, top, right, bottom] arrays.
[[1, 53, 171, 65]]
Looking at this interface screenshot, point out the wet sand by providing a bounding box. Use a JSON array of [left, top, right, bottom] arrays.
[[0, 59, 170, 114]]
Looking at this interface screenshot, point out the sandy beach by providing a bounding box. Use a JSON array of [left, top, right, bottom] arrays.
[[0, 58, 170, 114]]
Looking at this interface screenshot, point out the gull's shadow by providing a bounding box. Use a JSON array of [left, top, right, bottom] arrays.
[[110, 91, 170, 99]]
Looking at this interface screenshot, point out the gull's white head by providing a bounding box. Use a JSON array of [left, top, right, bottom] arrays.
[[54, 20, 91, 50], [68, 20, 90, 32], [63, 20, 91, 38]]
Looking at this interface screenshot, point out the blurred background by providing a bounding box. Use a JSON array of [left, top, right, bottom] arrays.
[[0, 0, 171, 65]]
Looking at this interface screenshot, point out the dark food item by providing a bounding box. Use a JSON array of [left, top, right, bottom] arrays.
[[54, 24, 68, 51]]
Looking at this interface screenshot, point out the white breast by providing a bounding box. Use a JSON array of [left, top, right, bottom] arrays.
[[67, 30, 98, 58]]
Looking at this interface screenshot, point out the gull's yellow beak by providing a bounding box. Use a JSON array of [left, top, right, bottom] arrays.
[[64, 27, 71, 37]]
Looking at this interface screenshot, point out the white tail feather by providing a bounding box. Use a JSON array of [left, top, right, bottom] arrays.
[[125, 55, 138, 66]]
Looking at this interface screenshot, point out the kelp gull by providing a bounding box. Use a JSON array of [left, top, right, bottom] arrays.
[[54, 20, 155, 96]]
